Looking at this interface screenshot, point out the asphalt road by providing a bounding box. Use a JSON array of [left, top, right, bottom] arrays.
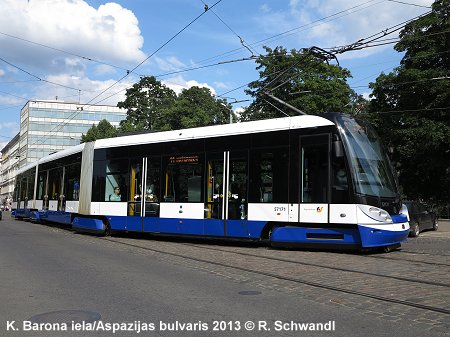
[[0, 215, 447, 337]]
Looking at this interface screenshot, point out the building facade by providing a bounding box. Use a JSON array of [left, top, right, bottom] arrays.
[[0, 133, 20, 208], [0, 100, 127, 202], [18, 100, 126, 167]]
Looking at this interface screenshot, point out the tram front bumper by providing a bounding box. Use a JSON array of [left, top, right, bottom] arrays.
[[358, 222, 409, 248]]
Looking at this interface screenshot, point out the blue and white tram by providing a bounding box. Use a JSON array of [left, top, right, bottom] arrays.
[[12, 114, 409, 251]]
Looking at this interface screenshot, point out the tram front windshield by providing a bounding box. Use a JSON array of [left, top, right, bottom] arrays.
[[336, 115, 397, 199]]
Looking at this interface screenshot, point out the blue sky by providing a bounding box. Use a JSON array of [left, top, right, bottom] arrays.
[[0, 0, 433, 148]]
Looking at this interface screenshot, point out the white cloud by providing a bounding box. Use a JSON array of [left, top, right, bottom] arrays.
[[155, 56, 186, 72], [162, 75, 216, 95], [0, 0, 145, 70], [256, 0, 434, 58], [0, 95, 26, 106], [362, 92, 372, 101], [32, 73, 136, 106], [95, 64, 117, 75], [0, 122, 20, 143], [0, 69, 5, 77], [213, 81, 231, 90]]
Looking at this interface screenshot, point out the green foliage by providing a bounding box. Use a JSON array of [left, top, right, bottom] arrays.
[[367, 0, 450, 204], [155, 86, 232, 131], [241, 46, 356, 121], [118, 76, 233, 132], [117, 76, 176, 130], [117, 119, 146, 135], [81, 119, 118, 143]]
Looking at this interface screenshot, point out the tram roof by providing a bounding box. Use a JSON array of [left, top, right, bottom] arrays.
[[94, 115, 335, 150], [15, 115, 335, 175], [16, 143, 85, 175]]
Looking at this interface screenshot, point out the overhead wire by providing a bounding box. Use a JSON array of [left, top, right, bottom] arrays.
[[217, 8, 433, 100], [6, 0, 434, 144], [0, 56, 88, 92], [0, 31, 137, 75], [28, 0, 225, 147], [387, 0, 431, 8], [199, 0, 258, 57]]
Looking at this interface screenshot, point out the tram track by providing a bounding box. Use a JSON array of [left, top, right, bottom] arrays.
[[177, 242, 450, 288], [101, 237, 450, 316], [363, 252, 450, 268]]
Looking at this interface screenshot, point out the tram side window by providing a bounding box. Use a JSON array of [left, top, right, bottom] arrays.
[[163, 155, 203, 202], [37, 171, 47, 200], [20, 177, 27, 202], [64, 163, 81, 201], [302, 140, 329, 203], [27, 169, 36, 201], [332, 157, 349, 204], [249, 148, 289, 203], [92, 159, 129, 202], [105, 159, 129, 202], [48, 168, 63, 200], [13, 178, 20, 203]]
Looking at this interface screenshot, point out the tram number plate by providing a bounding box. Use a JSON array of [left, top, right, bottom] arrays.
[[274, 207, 286, 212]]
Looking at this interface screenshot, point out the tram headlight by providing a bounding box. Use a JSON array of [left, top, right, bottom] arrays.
[[358, 205, 393, 223]]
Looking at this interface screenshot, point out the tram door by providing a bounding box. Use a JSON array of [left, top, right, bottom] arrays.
[[129, 157, 161, 232], [205, 152, 248, 237], [299, 134, 330, 223], [205, 153, 225, 235]]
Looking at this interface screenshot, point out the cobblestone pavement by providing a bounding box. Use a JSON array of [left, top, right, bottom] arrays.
[[17, 218, 450, 335]]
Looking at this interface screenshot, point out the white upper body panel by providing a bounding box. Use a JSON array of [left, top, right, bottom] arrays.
[[94, 115, 335, 149]]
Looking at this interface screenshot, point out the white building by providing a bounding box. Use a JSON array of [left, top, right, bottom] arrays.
[[18, 100, 126, 167], [0, 134, 20, 207], [0, 100, 126, 202]]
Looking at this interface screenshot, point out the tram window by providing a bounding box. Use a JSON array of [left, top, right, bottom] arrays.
[[26, 169, 36, 201], [105, 159, 128, 202], [92, 159, 129, 202], [249, 148, 289, 203], [48, 168, 63, 200], [163, 155, 203, 202], [228, 155, 248, 220], [145, 160, 161, 202], [37, 171, 47, 200], [129, 159, 143, 202], [301, 139, 329, 203], [13, 179, 20, 202], [332, 158, 349, 203], [20, 177, 27, 202], [92, 161, 106, 202], [64, 163, 81, 201]]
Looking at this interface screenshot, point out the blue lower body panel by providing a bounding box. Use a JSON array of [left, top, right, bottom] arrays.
[[270, 226, 361, 247], [46, 211, 72, 225], [359, 224, 409, 248], [14, 208, 33, 219], [72, 217, 105, 233]]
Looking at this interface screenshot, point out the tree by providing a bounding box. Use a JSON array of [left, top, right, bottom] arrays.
[[368, 0, 450, 205], [155, 86, 232, 130], [117, 76, 176, 130], [81, 119, 118, 143], [241, 46, 355, 121]]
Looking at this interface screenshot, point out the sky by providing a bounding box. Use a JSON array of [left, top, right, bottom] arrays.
[[0, 0, 433, 149]]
